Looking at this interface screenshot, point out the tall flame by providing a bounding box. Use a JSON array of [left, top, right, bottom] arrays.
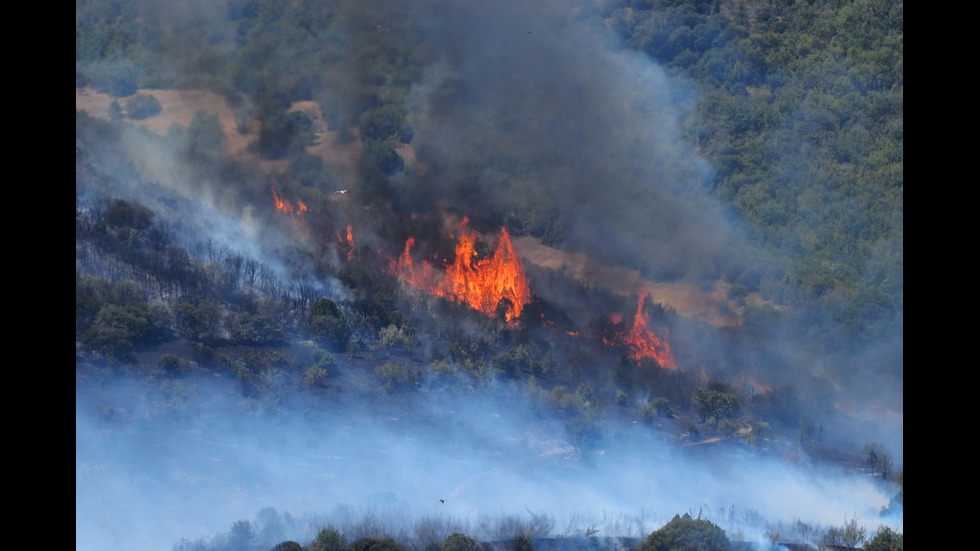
[[605, 290, 677, 369], [337, 224, 355, 261], [394, 218, 531, 323], [271, 183, 294, 214]]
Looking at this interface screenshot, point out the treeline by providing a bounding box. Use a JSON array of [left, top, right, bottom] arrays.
[[603, 0, 903, 349], [171, 507, 903, 551]]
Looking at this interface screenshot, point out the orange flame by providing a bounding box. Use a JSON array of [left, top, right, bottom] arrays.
[[336, 224, 355, 261], [605, 290, 676, 369], [271, 184, 294, 214], [394, 218, 531, 323]]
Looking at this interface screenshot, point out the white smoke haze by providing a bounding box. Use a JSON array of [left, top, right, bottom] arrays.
[[76, 0, 901, 549], [75, 118, 350, 303], [76, 372, 899, 551]]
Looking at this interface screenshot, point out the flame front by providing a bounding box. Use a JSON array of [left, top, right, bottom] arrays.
[[394, 219, 531, 323], [605, 290, 677, 369]]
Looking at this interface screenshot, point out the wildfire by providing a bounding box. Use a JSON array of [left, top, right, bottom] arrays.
[[271, 183, 296, 214], [270, 183, 312, 230], [337, 224, 355, 261], [605, 290, 677, 369], [393, 218, 532, 323]]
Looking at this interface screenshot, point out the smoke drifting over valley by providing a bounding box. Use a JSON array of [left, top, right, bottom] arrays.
[[77, 374, 898, 551], [76, 0, 902, 550]]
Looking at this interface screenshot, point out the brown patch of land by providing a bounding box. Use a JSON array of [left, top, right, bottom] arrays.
[[75, 87, 363, 179], [513, 236, 773, 327]]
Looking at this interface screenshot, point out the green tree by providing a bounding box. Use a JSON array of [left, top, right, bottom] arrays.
[[640, 397, 672, 423], [229, 308, 284, 344], [349, 537, 407, 551], [309, 528, 348, 551], [378, 323, 417, 351], [271, 542, 303, 551], [375, 361, 419, 392], [442, 533, 479, 551], [637, 514, 732, 551], [80, 302, 170, 361], [185, 110, 226, 160], [691, 388, 741, 424], [126, 93, 162, 119], [108, 99, 123, 121], [311, 299, 350, 346], [175, 298, 222, 341], [864, 526, 903, 551], [105, 198, 154, 230]]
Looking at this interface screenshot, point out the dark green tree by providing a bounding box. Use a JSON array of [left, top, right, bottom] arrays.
[[637, 514, 731, 551], [691, 388, 740, 424], [105, 198, 154, 230], [185, 110, 226, 160], [108, 99, 123, 121], [311, 298, 351, 347], [442, 533, 479, 551], [865, 526, 903, 551], [126, 93, 162, 119], [80, 302, 170, 362], [349, 537, 407, 551], [175, 298, 222, 341], [309, 529, 348, 551], [229, 300, 284, 344]]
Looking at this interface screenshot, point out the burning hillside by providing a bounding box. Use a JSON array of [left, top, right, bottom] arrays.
[[604, 290, 676, 369], [393, 218, 532, 323]]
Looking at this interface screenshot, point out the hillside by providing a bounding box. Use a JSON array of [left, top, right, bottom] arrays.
[[76, 0, 902, 550]]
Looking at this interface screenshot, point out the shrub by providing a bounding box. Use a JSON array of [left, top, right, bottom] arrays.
[[637, 514, 731, 551], [126, 93, 162, 119]]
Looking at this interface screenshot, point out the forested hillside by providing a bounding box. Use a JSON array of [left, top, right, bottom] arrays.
[[76, 1, 902, 550]]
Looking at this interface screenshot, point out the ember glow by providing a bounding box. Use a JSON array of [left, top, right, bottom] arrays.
[[394, 218, 531, 323], [605, 290, 677, 369]]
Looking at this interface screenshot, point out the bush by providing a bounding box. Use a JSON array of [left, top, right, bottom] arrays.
[[865, 526, 903, 551], [375, 361, 419, 392], [349, 538, 406, 551], [126, 93, 162, 119], [309, 528, 348, 551], [109, 99, 123, 121], [637, 514, 731, 551], [442, 533, 479, 551], [303, 365, 328, 388]]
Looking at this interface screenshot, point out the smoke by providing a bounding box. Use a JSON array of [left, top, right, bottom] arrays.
[[402, 0, 739, 282], [76, 373, 899, 551], [76, 0, 901, 549]]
